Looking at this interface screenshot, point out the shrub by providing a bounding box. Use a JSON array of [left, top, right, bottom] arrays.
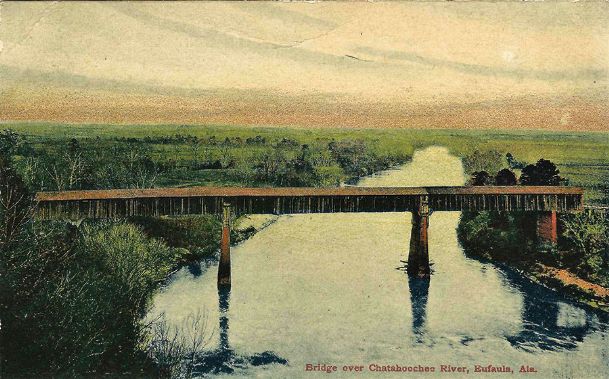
[[130, 215, 221, 260], [561, 211, 609, 286]]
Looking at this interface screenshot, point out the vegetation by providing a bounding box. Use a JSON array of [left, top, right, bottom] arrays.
[[2, 123, 609, 376], [0, 137, 221, 376], [0, 153, 181, 375], [4, 128, 409, 192], [130, 215, 221, 262], [458, 209, 609, 300], [3, 123, 609, 203], [458, 153, 608, 304], [561, 210, 609, 288]]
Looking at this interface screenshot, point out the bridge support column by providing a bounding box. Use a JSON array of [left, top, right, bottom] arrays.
[[408, 197, 430, 278], [537, 210, 557, 244], [218, 202, 231, 287]]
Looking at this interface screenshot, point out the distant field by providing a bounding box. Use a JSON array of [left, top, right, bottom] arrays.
[[5, 122, 609, 204]]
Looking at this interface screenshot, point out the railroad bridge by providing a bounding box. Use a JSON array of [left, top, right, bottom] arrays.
[[35, 186, 584, 284]]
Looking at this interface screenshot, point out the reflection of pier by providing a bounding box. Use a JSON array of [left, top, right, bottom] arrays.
[[188, 285, 287, 376], [36, 186, 583, 281], [408, 277, 430, 341], [404, 263, 607, 351], [218, 286, 230, 351]]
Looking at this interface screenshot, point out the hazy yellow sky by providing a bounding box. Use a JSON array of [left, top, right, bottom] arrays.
[[0, 2, 608, 130]]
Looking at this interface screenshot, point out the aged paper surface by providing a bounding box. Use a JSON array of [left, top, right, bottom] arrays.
[[0, 2, 608, 378]]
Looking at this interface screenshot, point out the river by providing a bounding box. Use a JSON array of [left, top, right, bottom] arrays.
[[149, 146, 609, 378]]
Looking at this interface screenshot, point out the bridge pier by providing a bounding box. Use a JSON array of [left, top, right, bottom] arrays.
[[537, 210, 557, 244], [408, 197, 430, 278], [218, 202, 231, 287]]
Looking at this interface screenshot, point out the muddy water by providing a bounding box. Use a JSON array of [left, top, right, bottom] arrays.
[[149, 146, 609, 378]]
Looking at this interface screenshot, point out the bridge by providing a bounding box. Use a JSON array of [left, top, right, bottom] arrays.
[[35, 186, 584, 284]]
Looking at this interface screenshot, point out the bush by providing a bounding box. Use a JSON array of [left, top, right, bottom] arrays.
[[1, 167, 182, 376], [561, 211, 609, 286], [130, 215, 221, 260], [457, 211, 537, 263]]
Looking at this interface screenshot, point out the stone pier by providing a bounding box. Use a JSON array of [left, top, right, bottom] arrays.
[[218, 202, 232, 287], [537, 210, 558, 244], [407, 196, 431, 278]]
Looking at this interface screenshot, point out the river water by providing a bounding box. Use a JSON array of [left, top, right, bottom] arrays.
[[149, 146, 609, 378]]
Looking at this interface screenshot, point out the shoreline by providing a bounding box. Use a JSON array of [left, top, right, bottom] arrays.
[[485, 257, 609, 314], [524, 263, 609, 313]]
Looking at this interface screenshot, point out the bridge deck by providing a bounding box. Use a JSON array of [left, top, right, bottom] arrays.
[[35, 186, 584, 219]]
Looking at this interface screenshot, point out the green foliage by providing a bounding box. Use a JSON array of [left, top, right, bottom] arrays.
[[506, 152, 527, 170], [520, 159, 562, 186], [457, 211, 536, 263], [561, 211, 609, 286], [469, 171, 493, 186], [1, 156, 192, 376], [458, 208, 609, 289], [0, 129, 29, 159], [5, 124, 609, 203], [495, 168, 517, 186], [314, 165, 343, 187], [1, 218, 180, 376], [462, 150, 505, 175], [12, 138, 160, 191], [251, 145, 322, 186], [130, 215, 221, 260], [5, 129, 408, 191]]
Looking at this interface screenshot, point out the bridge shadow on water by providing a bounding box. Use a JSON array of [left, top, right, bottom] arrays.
[[188, 286, 288, 376]]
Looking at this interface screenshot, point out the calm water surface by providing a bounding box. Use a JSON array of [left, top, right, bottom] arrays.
[[150, 146, 609, 378]]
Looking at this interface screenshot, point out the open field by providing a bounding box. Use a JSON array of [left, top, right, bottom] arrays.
[[4, 122, 609, 204]]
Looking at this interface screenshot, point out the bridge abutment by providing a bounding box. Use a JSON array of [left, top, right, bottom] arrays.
[[408, 197, 431, 278], [218, 202, 232, 287], [537, 210, 557, 244]]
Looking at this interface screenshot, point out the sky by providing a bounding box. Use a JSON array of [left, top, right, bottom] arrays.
[[0, 2, 608, 130]]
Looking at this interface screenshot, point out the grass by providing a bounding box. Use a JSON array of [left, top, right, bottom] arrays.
[[5, 122, 609, 204]]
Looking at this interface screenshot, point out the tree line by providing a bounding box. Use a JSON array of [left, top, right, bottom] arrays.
[[1, 129, 409, 192]]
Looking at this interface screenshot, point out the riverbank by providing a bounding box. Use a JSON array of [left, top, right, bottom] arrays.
[[457, 211, 609, 314], [525, 264, 609, 313]]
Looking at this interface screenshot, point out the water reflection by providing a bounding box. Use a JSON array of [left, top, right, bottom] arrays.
[[187, 262, 202, 277], [498, 268, 605, 352], [408, 277, 430, 342], [189, 285, 288, 376], [218, 286, 230, 350]]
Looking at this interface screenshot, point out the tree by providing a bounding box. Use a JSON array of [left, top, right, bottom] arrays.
[[562, 211, 609, 284], [506, 152, 526, 170], [328, 140, 368, 176], [469, 171, 493, 186], [495, 168, 517, 186], [0, 155, 32, 248], [0, 129, 25, 159], [462, 150, 503, 175], [520, 159, 561, 185]]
